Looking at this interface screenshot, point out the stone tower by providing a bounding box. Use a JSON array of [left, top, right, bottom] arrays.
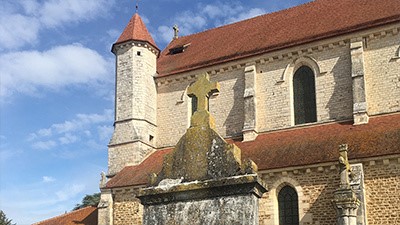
[[108, 13, 159, 177]]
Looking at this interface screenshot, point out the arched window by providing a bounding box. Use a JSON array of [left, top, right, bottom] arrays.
[[293, 66, 317, 125], [278, 186, 299, 225]]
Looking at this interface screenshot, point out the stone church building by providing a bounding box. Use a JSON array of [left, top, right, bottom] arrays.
[[35, 0, 400, 224]]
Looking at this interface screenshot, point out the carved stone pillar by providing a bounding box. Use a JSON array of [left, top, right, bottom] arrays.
[[332, 144, 360, 225], [350, 39, 369, 125], [243, 63, 258, 141], [333, 189, 359, 225]]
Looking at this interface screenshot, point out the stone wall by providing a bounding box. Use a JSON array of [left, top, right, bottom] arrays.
[[155, 25, 399, 148], [156, 37, 354, 147], [363, 157, 400, 225], [364, 30, 400, 115], [258, 155, 400, 225], [108, 142, 154, 176], [257, 42, 353, 131], [156, 67, 245, 147], [113, 188, 143, 225], [259, 165, 339, 225]]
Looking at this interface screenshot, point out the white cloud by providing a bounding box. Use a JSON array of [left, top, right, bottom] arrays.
[[32, 140, 57, 150], [153, 1, 265, 45], [174, 12, 207, 35], [107, 29, 120, 41], [0, 14, 40, 50], [59, 133, 78, 145], [157, 25, 174, 44], [1, 165, 103, 225], [0, 0, 115, 50], [28, 109, 113, 150], [223, 8, 266, 24], [38, 128, 52, 137], [42, 176, 56, 183], [0, 44, 112, 97], [55, 184, 85, 201], [20, 0, 41, 15], [40, 0, 114, 28], [0, 149, 23, 163], [98, 125, 113, 141]]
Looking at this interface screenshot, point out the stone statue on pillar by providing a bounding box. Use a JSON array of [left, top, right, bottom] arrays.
[[332, 144, 360, 225], [338, 144, 352, 189]]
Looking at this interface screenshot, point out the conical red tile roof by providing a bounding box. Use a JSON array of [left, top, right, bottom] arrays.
[[115, 13, 158, 50]]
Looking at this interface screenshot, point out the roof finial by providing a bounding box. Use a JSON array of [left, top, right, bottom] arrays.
[[173, 24, 179, 39], [135, 0, 139, 13]]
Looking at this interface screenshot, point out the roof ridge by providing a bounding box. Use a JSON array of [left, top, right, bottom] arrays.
[[167, 0, 316, 44], [158, 0, 400, 76], [32, 206, 96, 225]]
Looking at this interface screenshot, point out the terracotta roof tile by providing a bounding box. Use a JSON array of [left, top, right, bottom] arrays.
[[106, 113, 400, 188], [114, 13, 158, 50], [33, 206, 97, 225], [237, 113, 400, 171], [157, 0, 400, 76], [106, 149, 172, 188]]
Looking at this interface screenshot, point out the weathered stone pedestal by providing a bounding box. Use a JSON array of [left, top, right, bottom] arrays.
[[139, 175, 266, 225], [137, 74, 267, 225]]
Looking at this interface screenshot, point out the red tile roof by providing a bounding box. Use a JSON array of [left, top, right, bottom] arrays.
[[157, 0, 400, 76], [33, 206, 98, 225], [106, 113, 400, 188], [106, 148, 172, 188], [114, 13, 158, 50]]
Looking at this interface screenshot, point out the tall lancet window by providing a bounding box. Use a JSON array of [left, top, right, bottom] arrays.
[[293, 66, 317, 125], [278, 186, 299, 225]]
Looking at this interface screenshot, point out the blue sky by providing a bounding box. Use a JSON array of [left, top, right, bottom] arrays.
[[0, 0, 310, 224]]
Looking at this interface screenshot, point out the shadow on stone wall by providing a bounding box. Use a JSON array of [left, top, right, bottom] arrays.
[[222, 76, 245, 138], [299, 177, 338, 225], [325, 54, 353, 121]]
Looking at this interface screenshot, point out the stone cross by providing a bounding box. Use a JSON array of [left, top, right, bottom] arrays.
[[338, 144, 351, 189], [187, 74, 220, 113], [173, 25, 179, 39]]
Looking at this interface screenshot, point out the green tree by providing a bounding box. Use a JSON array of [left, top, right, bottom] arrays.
[[0, 210, 16, 225], [73, 193, 100, 210]]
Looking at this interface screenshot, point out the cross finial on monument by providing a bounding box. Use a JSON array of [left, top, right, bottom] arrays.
[[187, 74, 219, 113], [187, 74, 220, 128]]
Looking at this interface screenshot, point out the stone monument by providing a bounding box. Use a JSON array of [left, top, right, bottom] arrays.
[[137, 74, 267, 225]]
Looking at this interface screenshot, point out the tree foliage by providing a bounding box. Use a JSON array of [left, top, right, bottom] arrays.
[[0, 210, 16, 225], [73, 193, 101, 210]]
